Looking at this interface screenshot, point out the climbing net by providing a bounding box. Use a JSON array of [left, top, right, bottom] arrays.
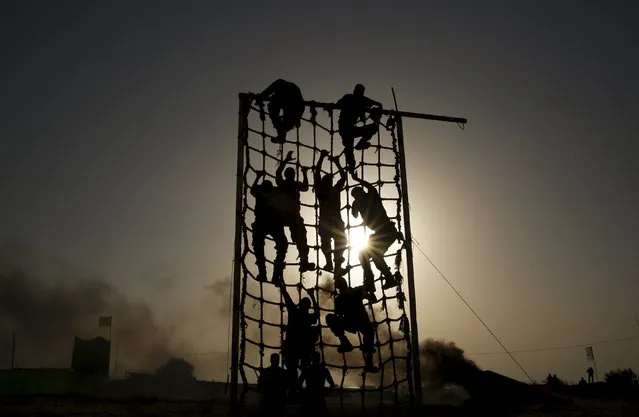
[[233, 93, 417, 410]]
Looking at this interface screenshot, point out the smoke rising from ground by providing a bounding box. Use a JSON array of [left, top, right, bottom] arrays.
[[0, 242, 229, 378]]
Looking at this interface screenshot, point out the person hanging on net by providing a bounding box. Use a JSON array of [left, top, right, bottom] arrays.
[[257, 79, 305, 144], [279, 281, 321, 397], [276, 151, 316, 273], [250, 171, 288, 284], [298, 351, 335, 417], [326, 276, 379, 373], [336, 84, 383, 174], [257, 353, 289, 417], [314, 149, 348, 273], [351, 171, 403, 298]]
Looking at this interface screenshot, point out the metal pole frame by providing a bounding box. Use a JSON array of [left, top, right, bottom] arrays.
[[230, 93, 250, 415], [396, 115, 423, 406], [228, 92, 466, 412]]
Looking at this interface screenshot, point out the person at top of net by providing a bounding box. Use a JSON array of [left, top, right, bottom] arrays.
[[257, 79, 305, 144], [250, 171, 288, 284], [314, 149, 348, 273], [350, 171, 403, 299], [279, 281, 321, 396], [276, 151, 315, 273], [298, 351, 335, 416], [336, 84, 383, 174], [326, 276, 379, 373], [257, 353, 288, 417]]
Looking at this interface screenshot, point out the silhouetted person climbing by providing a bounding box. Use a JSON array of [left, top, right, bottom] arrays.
[[314, 150, 347, 273], [326, 276, 379, 373], [276, 151, 315, 273], [258, 353, 288, 417], [258, 79, 305, 144], [587, 367, 594, 383], [279, 282, 321, 396], [299, 351, 335, 416], [250, 171, 288, 283], [350, 171, 402, 298], [336, 84, 383, 173]]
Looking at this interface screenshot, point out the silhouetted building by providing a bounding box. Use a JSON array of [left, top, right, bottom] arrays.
[[71, 336, 110, 377]]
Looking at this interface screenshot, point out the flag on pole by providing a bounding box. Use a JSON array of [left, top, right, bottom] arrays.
[[98, 316, 112, 327], [585, 346, 594, 362]]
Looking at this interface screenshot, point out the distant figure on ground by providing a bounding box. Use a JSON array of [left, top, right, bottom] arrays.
[[578, 377, 587, 386], [314, 150, 348, 273], [336, 84, 383, 173], [250, 171, 288, 283], [326, 276, 379, 373], [258, 79, 305, 143], [350, 171, 402, 298], [299, 351, 335, 416], [276, 151, 315, 273], [587, 367, 594, 383], [257, 353, 288, 417], [279, 282, 321, 396]]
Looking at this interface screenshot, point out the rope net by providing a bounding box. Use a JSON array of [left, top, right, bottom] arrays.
[[235, 92, 416, 410]]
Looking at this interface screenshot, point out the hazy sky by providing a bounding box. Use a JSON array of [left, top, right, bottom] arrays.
[[2, 1, 638, 383]]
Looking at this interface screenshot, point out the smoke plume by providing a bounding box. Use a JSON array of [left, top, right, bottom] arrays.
[[0, 242, 216, 375], [313, 274, 480, 391]]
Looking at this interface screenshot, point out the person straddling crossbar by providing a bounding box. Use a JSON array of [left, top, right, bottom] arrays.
[[276, 151, 316, 273], [257, 79, 305, 144], [350, 171, 403, 299], [336, 84, 383, 174]]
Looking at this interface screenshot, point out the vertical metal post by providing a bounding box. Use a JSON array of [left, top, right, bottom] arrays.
[[108, 322, 113, 377], [396, 116, 423, 405], [11, 332, 16, 369], [230, 93, 249, 414]]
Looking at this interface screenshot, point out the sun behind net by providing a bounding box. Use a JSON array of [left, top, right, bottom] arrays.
[[231, 82, 418, 411]]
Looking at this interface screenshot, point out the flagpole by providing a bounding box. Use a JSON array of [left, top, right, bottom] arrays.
[[11, 332, 16, 369], [109, 319, 113, 378]]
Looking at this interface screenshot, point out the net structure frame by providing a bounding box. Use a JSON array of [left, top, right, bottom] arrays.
[[229, 92, 423, 413]]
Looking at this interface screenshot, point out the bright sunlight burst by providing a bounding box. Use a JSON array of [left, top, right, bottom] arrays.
[[349, 227, 370, 254]]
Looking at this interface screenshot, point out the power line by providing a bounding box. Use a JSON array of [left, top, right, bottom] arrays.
[[466, 335, 639, 356], [411, 239, 535, 384]]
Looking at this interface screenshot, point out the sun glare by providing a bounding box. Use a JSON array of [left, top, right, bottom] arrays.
[[349, 227, 370, 254]]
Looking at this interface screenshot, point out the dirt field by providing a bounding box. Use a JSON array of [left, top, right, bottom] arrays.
[[1, 395, 637, 417]]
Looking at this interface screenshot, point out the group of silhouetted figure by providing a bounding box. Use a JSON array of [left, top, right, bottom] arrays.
[[547, 367, 596, 389], [251, 80, 404, 416]]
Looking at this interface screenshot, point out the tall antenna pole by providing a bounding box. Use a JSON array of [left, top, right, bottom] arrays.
[[230, 93, 249, 415]]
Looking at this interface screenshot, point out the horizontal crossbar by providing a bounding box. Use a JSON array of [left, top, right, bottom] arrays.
[[241, 92, 467, 125]]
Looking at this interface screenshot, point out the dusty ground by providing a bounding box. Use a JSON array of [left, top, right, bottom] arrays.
[[0, 395, 637, 416]]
